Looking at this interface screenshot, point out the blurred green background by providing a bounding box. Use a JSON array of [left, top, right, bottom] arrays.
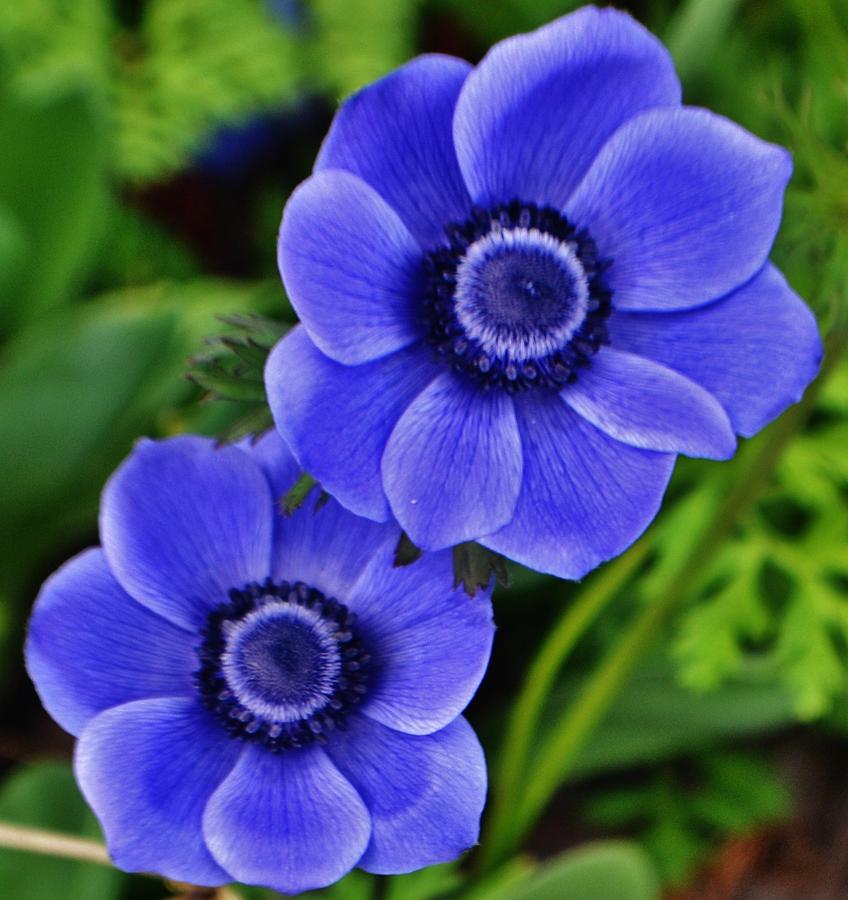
[[0, 0, 846, 897]]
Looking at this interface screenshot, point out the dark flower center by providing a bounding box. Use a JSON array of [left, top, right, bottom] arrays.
[[423, 202, 613, 391], [196, 581, 369, 752]]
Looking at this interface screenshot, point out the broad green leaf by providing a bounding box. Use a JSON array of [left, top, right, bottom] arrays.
[[0, 761, 122, 900], [665, 0, 744, 81], [0, 279, 279, 628], [0, 89, 109, 328], [483, 841, 660, 900], [0, 203, 26, 298], [385, 862, 463, 900], [537, 658, 796, 781]]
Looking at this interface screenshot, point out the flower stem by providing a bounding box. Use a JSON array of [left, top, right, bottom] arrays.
[[480, 538, 652, 870], [0, 820, 111, 866]]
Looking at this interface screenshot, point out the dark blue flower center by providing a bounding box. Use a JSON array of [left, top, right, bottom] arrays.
[[423, 202, 613, 391], [196, 581, 369, 752]]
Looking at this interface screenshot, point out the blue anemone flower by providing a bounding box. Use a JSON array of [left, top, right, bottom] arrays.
[[266, 6, 822, 579], [25, 433, 493, 893]]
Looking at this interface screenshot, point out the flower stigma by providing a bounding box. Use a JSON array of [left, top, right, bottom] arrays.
[[196, 580, 370, 752], [423, 202, 613, 391]]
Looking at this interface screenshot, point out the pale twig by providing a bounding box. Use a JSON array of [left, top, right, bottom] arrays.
[[0, 820, 110, 865]]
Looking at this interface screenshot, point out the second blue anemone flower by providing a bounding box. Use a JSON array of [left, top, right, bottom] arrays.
[[267, 5, 822, 579], [26, 433, 493, 894]]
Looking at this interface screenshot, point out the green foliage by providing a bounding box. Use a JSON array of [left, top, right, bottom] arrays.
[[559, 657, 796, 780], [0, 0, 299, 183], [309, 0, 422, 98], [0, 0, 434, 183], [186, 309, 290, 443], [663, 0, 745, 82], [115, 0, 299, 181], [0, 762, 123, 900], [452, 542, 510, 596], [0, 87, 109, 330], [586, 752, 789, 886], [432, 0, 584, 45], [670, 354, 848, 719], [482, 842, 660, 900]]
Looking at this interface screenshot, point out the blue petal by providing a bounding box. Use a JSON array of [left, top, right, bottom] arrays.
[[75, 697, 239, 886], [272, 495, 399, 604], [567, 107, 792, 311], [316, 54, 472, 248], [562, 348, 736, 459], [382, 371, 522, 549], [101, 437, 273, 631], [453, 6, 680, 209], [203, 744, 370, 894], [347, 543, 494, 734], [278, 170, 425, 365], [608, 264, 823, 437], [266, 326, 440, 522], [238, 430, 403, 610], [236, 429, 301, 501], [326, 715, 486, 874], [481, 394, 675, 579], [26, 549, 196, 737]]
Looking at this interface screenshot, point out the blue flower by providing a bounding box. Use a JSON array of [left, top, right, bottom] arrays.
[[266, 6, 822, 579], [26, 433, 493, 893]]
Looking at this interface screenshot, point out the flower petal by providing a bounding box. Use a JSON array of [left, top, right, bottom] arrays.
[[608, 264, 823, 437], [562, 348, 736, 459], [326, 715, 486, 874], [382, 371, 522, 549], [316, 54, 472, 248], [236, 429, 301, 502], [278, 170, 425, 365], [26, 549, 196, 737], [347, 543, 494, 734], [567, 107, 792, 311], [238, 427, 401, 603], [453, 6, 680, 209], [203, 743, 370, 894], [273, 496, 399, 603], [266, 326, 439, 522], [75, 697, 239, 886], [482, 394, 674, 579], [100, 436, 273, 631]]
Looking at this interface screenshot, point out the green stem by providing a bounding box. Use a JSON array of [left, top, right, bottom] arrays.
[[487, 327, 844, 867], [480, 539, 652, 870], [0, 820, 111, 866]]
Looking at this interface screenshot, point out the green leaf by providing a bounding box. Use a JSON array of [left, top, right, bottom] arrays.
[[0, 762, 123, 900], [671, 356, 848, 719], [484, 842, 660, 900], [393, 532, 423, 568], [185, 309, 288, 443], [548, 657, 796, 781], [309, 0, 421, 98], [432, 0, 583, 45], [0, 88, 109, 328], [664, 0, 744, 82], [452, 542, 509, 596], [281, 473, 320, 516], [385, 862, 463, 900], [0, 279, 273, 620]]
